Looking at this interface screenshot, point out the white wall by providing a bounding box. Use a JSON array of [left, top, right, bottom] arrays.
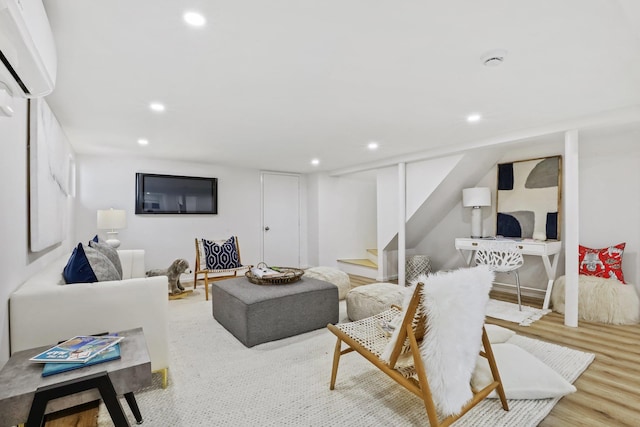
[[0, 100, 76, 365], [75, 155, 274, 274], [306, 173, 320, 265], [414, 138, 564, 282], [3, 117, 637, 366], [376, 166, 399, 279], [579, 126, 640, 288], [377, 166, 398, 252], [309, 172, 377, 267], [413, 138, 566, 294], [417, 129, 640, 295], [406, 155, 464, 219]]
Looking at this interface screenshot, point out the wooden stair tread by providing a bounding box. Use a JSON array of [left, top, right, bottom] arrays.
[[337, 258, 377, 268]]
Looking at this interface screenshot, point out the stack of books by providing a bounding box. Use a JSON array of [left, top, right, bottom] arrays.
[[29, 335, 124, 377]]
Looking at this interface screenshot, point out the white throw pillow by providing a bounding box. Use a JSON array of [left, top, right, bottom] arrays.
[[485, 324, 516, 344], [472, 343, 576, 399]]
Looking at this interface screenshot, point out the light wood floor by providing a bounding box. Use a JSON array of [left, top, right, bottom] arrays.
[[488, 291, 640, 427], [47, 274, 640, 426], [44, 401, 99, 426], [351, 274, 640, 427]]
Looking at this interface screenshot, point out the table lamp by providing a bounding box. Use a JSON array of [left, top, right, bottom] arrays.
[[97, 208, 127, 248], [462, 187, 491, 238]]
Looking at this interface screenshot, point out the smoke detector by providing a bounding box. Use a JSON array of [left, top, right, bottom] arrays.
[[481, 49, 507, 67]]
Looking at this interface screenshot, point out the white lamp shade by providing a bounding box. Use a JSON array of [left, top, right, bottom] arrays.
[[97, 209, 127, 230], [462, 187, 491, 208]]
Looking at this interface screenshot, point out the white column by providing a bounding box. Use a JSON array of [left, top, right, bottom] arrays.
[[564, 130, 579, 327], [398, 162, 406, 286]]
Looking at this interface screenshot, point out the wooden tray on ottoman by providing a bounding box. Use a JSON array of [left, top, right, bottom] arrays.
[[245, 264, 304, 285]]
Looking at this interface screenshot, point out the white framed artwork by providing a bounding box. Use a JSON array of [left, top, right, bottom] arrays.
[[496, 155, 562, 240], [29, 98, 74, 252]]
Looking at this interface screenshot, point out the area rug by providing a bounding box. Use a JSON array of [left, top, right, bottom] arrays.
[[99, 293, 592, 426], [486, 298, 552, 326]]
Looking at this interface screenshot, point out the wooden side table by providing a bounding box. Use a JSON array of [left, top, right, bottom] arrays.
[[0, 327, 152, 427]]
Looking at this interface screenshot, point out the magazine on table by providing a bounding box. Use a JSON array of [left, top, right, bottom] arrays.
[[29, 335, 124, 364], [251, 266, 285, 279], [42, 343, 122, 376]]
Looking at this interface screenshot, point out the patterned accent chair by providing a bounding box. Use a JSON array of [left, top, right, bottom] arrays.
[[194, 236, 250, 300]]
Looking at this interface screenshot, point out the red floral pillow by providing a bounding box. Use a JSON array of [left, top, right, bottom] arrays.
[[578, 243, 625, 283]]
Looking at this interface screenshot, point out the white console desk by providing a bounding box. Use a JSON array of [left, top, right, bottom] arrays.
[[455, 238, 562, 310]]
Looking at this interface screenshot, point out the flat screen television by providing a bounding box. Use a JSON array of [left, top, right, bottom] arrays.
[[135, 173, 218, 214]]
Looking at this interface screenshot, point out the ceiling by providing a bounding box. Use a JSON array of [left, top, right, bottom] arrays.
[[42, 0, 640, 174]]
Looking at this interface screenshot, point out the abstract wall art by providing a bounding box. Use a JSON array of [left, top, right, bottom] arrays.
[[29, 98, 74, 252], [496, 155, 562, 240]]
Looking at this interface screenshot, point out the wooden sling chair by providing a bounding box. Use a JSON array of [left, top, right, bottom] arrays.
[[327, 271, 509, 427], [194, 236, 249, 300]]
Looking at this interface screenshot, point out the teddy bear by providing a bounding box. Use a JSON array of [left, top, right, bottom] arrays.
[[146, 258, 192, 295]]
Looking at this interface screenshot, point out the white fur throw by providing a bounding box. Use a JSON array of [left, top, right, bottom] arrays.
[[381, 266, 494, 417], [551, 275, 640, 325]]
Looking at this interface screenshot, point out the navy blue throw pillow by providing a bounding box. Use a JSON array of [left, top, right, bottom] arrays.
[[63, 243, 98, 284], [63, 243, 121, 284], [202, 236, 241, 270]]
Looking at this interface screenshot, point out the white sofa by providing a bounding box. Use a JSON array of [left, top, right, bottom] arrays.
[[9, 250, 169, 379]]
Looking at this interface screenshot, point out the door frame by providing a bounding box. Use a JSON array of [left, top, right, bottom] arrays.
[[260, 171, 301, 266]]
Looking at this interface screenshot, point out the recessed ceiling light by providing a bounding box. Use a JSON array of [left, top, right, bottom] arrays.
[[149, 102, 165, 112], [367, 141, 379, 150], [183, 11, 206, 27], [311, 158, 320, 166], [466, 113, 481, 123], [138, 138, 149, 146]]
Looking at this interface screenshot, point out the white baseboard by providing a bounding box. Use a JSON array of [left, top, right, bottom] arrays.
[[492, 282, 546, 299], [180, 273, 196, 284]]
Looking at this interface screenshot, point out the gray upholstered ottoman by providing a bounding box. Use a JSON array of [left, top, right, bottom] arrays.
[[211, 277, 339, 347]]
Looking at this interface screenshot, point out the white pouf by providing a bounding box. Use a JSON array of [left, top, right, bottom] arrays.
[[551, 275, 639, 325], [304, 267, 351, 300], [346, 283, 406, 321]]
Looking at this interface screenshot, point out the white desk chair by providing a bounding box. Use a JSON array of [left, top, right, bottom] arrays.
[[474, 242, 524, 310]]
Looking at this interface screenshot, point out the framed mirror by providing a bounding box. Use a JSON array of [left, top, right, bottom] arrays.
[[496, 155, 562, 240]]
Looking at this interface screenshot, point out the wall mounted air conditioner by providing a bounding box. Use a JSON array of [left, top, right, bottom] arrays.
[[0, 0, 56, 98]]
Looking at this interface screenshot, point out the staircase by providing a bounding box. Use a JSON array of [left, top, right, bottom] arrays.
[[337, 248, 378, 279]]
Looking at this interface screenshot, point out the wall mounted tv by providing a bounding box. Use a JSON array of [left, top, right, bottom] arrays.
[[135, 173, 218, 214]]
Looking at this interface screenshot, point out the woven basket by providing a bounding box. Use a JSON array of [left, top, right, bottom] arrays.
[[406, 255, 432, 285], [245, 262, 304, 285]]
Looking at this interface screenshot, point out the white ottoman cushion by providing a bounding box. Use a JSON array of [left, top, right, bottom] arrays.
[[551, 275, 639, 325], [304, 267, 351, 300], [346, 282, 405, 321]]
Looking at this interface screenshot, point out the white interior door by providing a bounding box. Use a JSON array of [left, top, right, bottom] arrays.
[[262, 173, 300, 267]]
